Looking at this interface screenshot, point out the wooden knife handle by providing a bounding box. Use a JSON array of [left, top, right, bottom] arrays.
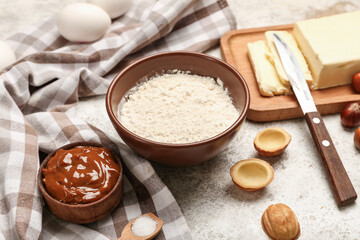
[[305, 112, 357, 207]]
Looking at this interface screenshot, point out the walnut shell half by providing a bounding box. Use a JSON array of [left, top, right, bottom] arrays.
[[261, 203, 300, 240]]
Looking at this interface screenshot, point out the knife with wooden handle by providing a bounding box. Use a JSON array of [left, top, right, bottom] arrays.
[[273, 33, 357, 207]]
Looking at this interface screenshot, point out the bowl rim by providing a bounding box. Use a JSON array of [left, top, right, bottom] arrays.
[[106, 51, 250, 148], [38, 141, 123, 208]]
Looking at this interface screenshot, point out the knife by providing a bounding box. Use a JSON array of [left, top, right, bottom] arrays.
[[273, 33, 357, 207]]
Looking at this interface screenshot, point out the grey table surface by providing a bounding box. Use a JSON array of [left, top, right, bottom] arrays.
[[1, 0, 360, 239]]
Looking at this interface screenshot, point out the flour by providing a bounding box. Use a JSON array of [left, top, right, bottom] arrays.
[[119, 71, 239, 144]]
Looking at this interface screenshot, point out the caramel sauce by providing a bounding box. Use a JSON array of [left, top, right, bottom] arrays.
[[42, 146, 120, 204]]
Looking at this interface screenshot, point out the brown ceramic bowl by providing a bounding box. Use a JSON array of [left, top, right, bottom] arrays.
[[106, 51, 250, 167], [38, 142, 123, 224]]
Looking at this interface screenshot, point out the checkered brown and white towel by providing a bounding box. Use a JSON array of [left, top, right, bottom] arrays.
[[0, 0, 235, 239]]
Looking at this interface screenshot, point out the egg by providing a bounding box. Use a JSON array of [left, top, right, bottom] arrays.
[[57, 3, 111, 43], [88, 0, 131, 19], [0, 41, 16, 71]]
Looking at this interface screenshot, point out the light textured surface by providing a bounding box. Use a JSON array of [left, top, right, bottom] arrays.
[[1, 0, 360, 239]]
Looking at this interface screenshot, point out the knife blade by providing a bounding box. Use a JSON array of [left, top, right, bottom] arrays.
[[273, 33, 357, 207]]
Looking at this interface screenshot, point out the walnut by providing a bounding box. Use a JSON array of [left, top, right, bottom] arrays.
[[261, 203, 300, 240]]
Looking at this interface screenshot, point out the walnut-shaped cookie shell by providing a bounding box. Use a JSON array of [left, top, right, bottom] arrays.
[[261, 203, 300, 240], [254, 127, 291, 157], [230, 158, 274, 191]]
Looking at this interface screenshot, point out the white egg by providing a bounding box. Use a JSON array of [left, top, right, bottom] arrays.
[[57, 3, 111, 43], [0, 41, 16, 71], [88, 0, 131, 19]]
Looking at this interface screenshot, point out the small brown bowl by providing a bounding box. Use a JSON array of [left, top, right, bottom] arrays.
[[106, 51, 250, 167], [38, 142, 123, 224]]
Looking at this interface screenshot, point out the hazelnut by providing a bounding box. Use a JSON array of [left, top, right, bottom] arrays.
[[352, 72, 360, 93], [354, 127, 360, 150], [341, 102, 360, 128], [261, 203, 300, 240]]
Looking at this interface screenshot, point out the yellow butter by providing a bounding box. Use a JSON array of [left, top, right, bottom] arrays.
[[265, 31, 313, 88], [293, 11, 360, 89], [247, 40, 290, 96]]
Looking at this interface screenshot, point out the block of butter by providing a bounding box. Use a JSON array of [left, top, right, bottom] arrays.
[[265, 31, 313, 88], [293, 11, 360, 89], [248, 40, 291, 96], [248, 31, 312, 96]]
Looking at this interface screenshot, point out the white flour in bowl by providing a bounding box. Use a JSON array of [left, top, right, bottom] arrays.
[[119, 71, 239, 144]]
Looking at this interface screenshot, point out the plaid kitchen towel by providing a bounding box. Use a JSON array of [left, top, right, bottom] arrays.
[[0, 0, 236, 239]]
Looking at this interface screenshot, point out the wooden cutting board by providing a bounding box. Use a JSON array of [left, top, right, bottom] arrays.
[[220, 24, 360, 122]]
